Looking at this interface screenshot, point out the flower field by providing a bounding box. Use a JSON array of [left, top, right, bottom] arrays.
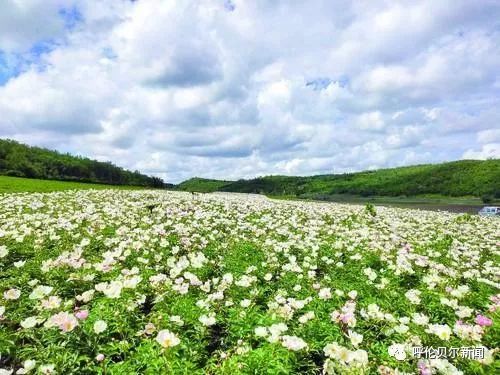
[[0, 190, 498, 374]]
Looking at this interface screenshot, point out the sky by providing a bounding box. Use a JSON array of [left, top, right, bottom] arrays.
[[0, 0, 499, 183]]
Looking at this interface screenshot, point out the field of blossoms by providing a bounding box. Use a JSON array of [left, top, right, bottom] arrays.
[[0, 190, 498, 374]]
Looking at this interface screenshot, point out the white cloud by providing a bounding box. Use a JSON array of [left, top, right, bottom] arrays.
[[463, 144, 500, 159], [0, 0, 70, 52], [0, 0, 499, 182]]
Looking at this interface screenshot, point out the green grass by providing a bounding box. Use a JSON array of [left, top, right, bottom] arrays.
[[0, 176, 145, 193]]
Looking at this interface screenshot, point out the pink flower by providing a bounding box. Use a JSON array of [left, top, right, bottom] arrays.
[[75, 310, 89, 320], [340, 312, 353, 324], [96, 354, 105, 362], [49, 312, 78, 332], [475, 314, 492, 327], [418, 360, 432, 375]]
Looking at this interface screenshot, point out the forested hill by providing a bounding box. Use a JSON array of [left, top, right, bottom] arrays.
[[0, 139, 165, 187], [178, 159, 500, 199]]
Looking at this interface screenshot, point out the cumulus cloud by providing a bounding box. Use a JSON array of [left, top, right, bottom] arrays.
[[0, 0, 70, 52], [0, 0, 499, 182]]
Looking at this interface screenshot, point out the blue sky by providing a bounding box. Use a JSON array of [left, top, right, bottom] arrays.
[[0, 0, 499, 183]]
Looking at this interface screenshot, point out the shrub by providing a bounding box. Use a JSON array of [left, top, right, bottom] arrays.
[[481, 194, 493, 204]]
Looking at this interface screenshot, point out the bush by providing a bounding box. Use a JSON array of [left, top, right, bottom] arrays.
[[365, 203, 376, 217], [481, 194, 493, 204]]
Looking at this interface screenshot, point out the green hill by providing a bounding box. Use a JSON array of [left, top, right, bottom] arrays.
[[177, 159, 500, 200], [0, 139, 165, 188], [177, 177, 232, 193]]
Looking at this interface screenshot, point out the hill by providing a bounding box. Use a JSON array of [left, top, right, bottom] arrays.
[[177, 159, 500, 200], [0, 139, 164, 188], [177, 177, 233, 193]]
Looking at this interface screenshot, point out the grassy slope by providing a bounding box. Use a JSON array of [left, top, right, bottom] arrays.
[[177, 177, 233, 193], [0, 175, 145, 193], [178, 159, 500, 200]]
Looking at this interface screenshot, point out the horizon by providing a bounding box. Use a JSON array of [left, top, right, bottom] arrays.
[[1, 1, 500, 183], [3, 137, 497, 184]]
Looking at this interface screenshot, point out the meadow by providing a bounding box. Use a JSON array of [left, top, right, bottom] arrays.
[[0, 189, 498, 374], [0, 176, 143, 194]]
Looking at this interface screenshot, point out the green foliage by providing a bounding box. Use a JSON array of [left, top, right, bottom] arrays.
[[364, 203, 376, 217], [0, 139, 166, 188], [481, 194, 493, 204], [178, 159, 500, 199], [177, 178, 232, 193]]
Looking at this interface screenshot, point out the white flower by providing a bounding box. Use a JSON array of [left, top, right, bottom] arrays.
[[199, 314, 216, 327], [93, 320, 107, 334], [426, 324, 452, 341], [455, 306, 473, 318], [24, 360, 36, 371], [254, 326, 268, 337], [0, 306, 5, 316], [348, 330, 363, 347], [103, 281, 122, 298], [388, 343, 406, 360], [29, 285, 53, 300], [348, 290, 358, 300], [405, 289, 421, 304], [143, 322, 156, 335], [16, 359, 36, 374], [41, 296, 61, 310], [4, 289, 21, 300], [318, 288, 332, 300], [20, 316, 39, 329], [298, 311, 315, 324], [123, 276, 141, 289], [39, 364, 55, 374], [363, 267, 377, 281], [412, 313, 429, 326], [324, 342, 342, 359], [350, 349, 369, 365], [76, 290, 94, 303], [240, 299, 251, 308], [155, 329, 180, 348], [281, 335, 308, 351], [0, 245, 8, 258], [268, 323, 288, 336], [394, 324, 409, 334]]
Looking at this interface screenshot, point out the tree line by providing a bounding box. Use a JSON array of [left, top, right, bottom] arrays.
[[0, 139, 165, 187], [180, 159, 500, 199]]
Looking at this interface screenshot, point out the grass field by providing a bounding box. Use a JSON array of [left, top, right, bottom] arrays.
[[0, 176, 145, 194]]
